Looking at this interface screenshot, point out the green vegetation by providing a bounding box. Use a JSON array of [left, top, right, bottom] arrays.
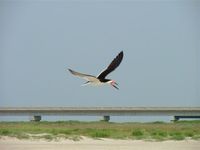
[[0, 120, 200, 141]]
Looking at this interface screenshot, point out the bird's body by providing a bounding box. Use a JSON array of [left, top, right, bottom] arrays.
[[84, 79, 111, 86], [68, 51, 123, 89]]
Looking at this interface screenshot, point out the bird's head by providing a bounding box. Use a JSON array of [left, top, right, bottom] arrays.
[[109, 80, 119, 90]]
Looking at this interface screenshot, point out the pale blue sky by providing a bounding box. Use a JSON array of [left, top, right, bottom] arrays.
[[0, 0, 200, 113]]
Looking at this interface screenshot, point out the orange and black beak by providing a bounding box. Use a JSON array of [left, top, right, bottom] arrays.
[[112, 82, 119, 90]]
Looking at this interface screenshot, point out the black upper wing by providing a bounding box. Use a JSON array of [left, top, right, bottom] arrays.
[[97, 51, 123, 79]]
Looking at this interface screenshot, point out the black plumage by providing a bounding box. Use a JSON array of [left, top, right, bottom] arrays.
[[98, 51, 123, 80]]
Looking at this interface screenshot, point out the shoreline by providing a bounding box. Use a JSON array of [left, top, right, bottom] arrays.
[[1, 136, 200, 142], [0, 136, 200, 150]]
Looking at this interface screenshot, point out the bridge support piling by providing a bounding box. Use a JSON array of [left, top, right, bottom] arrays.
[[103, 116, 110, 122], [174, 116, 179, 121], [30, 115, 41, 122]]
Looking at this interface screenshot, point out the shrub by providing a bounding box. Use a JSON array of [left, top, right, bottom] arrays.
[[132, 129, 144, 136]]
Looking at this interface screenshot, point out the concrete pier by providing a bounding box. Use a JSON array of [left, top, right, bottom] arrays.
[[30, 115, 41, 122], [103, 116, 110, 122]]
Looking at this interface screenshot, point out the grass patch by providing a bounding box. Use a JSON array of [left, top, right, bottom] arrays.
[[169, 132, 185, 140], [90, 130, 111, 138], [132, 129, 145, 136], [150, 130, 168, 140], [0, 120, 199, 140], [131, 129, 146, 140], [0, 129, 11, 136]]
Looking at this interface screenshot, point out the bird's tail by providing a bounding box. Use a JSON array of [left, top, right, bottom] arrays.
[[81, 81, 90, 86]]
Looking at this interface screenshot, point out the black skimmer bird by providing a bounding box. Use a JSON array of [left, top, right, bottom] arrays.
[[68, 51, 124, 90]]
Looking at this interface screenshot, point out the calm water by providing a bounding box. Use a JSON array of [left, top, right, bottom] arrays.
[[0, 116, 176, 122]]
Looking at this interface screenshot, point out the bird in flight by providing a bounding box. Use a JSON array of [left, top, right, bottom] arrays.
[[68, 51, 123, 90]]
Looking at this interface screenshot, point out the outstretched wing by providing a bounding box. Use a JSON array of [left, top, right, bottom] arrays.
[[68, 69, 99, 82], [97, 51, 123, 79]]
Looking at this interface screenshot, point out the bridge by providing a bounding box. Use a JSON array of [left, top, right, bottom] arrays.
[[0, 107, 200, 121]]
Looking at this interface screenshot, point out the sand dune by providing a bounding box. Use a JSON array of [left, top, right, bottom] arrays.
[[0, 137, 199, 150]]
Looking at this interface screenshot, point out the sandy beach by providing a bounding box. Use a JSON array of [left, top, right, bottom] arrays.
[[0, 137, 199, 150]]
